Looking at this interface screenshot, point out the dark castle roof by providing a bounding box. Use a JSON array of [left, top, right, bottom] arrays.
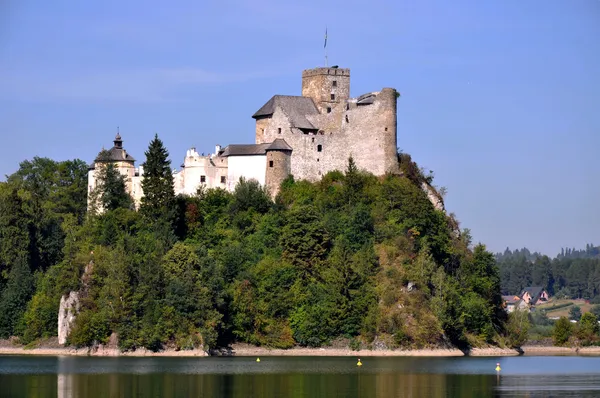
[[221, 139, 292, 157], [89, 133, 135, 169], [252, 95, 319, 130]]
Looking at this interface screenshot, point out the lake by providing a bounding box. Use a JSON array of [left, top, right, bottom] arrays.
[[1, 355, 600, 397]]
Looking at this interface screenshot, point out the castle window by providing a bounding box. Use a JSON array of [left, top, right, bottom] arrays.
[[278, 128, 282, 134], [311, 137, 314, 143], [317, 144, 322, 152], [385, 127, 388, 131], [200, 175, 206, 183], [221, 176, 226, 184], [327, 107, 331, 113], [332, 80, 337, 87], [330, 94, 335, 100], [269, 160, 274, 167]]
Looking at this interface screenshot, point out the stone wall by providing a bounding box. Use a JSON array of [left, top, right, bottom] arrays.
[[173, 148, 228, 196], [302, 68, 350, 114], [256, 86, 399, 182], [265, 150, 291, 197]]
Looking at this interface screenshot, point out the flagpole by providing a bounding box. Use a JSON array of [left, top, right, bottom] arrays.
[[324, 26, 328, 67]]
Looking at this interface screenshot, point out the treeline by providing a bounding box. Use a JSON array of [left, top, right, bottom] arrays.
[[495, 247, 600, 300], [0, 135, 508, 351]]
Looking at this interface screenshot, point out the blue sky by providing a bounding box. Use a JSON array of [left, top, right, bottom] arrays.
[[0, 0, 598, 256]]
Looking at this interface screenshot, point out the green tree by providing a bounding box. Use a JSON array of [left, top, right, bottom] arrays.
[[576, 312, 600, 344], [506, 309, 530, 348], [0, 256, 34, 337], [140, 134, 175, 222], [92, 151, 133, 212], [569, 305, 582, 321], [552, 316, 573, 346]]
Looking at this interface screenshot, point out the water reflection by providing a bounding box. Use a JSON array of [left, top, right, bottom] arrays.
[[1, 355, 600, 398]]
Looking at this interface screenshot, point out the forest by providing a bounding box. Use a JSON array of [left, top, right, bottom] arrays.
[[495, 245, 600, 301], [0, 135, 508, 352]]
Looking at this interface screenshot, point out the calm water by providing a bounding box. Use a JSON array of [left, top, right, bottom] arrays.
[[1, 355, 600, 397]]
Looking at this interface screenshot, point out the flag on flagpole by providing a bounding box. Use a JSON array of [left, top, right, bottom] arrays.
[[324, 27, 327, 49]]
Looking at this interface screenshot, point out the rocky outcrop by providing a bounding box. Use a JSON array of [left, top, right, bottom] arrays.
[[57, 259, 94, 345], [58, 291, 80, 345], [421, 182, 445, 212]]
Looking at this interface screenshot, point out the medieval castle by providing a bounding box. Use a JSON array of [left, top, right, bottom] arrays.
[[87, 66, 399, 208]]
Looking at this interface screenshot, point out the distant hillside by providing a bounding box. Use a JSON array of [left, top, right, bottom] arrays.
[[495, 245, 600, 300]]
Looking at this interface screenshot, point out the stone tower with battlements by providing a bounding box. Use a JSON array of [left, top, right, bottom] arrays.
[[253, 66, 398, 182]]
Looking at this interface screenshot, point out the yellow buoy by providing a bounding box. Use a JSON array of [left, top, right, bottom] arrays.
[[495, 362, 501, 372], [357, 358, 362, 366], [256, 357, 260, 362]]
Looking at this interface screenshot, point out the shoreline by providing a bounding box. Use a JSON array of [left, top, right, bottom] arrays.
[[1, 342, 600, 358]]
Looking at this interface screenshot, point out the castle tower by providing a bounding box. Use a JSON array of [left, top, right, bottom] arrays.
[[301, 67, 350, 114], [264, 139, 292, 197], [87, 133, 138, 212]]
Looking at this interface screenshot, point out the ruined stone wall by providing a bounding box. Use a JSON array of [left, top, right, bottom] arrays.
[[341, 88, 399, 176], [256, 88, 398, 181], [265, 150, 291, 197], [302, 68, 350, 114]]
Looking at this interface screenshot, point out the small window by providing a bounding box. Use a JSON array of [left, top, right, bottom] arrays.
[[330, 94, 335, 100], [200, 175, 206, 183], [385, 127, 388, 131], [332, 80, 337, 87], [327, 107, 331, 113], [278, 128, 282, 134], [220, 176, 226, 183], [317, 144, 322, 152], [311, 137, 315, 143], [269, 160, 274, 167]]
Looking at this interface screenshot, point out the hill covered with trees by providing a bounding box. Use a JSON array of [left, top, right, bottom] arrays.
[[0, 137, 508, 352], [495, 245, 600, 300]]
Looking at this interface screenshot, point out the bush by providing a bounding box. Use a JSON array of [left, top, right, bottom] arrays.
[[552, 317, 573, 346], [506, 310, 530, 348], [569, 306, 582, 321]]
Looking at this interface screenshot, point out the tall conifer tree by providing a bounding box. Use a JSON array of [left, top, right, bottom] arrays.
[[91, 150, 133, 213], [140, 134, 175, 222]]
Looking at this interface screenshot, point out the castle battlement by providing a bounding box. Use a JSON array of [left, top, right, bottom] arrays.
[[301, 67, 350, 78]]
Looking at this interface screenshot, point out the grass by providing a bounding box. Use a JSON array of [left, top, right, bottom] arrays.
[[536, 299, 594, 318]]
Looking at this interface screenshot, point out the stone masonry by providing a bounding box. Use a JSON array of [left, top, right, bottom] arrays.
[[88, 65, 399, 207]]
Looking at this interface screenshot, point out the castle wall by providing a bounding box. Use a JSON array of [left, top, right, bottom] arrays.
[[265, 150, 291, 197], [175, 152, 228, 196], [255, 108, 290, 145], [226, 155, 267, 191], [87, 161, 140, 211], [341, 88, 399, 176], [302, 68, 350, 114], [255, 90, 398, 181]]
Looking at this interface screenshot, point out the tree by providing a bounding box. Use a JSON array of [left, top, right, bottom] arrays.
[[552, 316, 573, 346], [92, 151, 133, 213], [0, 256, 34, 337], [506, 309, 530, 348], [576, 312, 600, 344], [569, 305, 582, 321], [140, 134, 175, 222]]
